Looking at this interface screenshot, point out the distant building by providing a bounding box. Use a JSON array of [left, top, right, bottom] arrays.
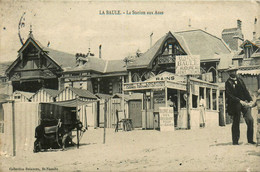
[[0, 61, 13, 95], [61, 47, 127, 95], [235, 18, 260, 93], [222, 19, 244, 51], [127, 29, 232, 83], [5, 31, 75, 92], [224, 18, 260, 93]]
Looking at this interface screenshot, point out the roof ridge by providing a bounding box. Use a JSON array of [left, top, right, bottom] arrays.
[[175, 28, 201, 33], [43, 47, 75, 56], [176, 29, 224, 43]]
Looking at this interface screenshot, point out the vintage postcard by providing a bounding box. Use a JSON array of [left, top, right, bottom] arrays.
[[0, 0, 259, 171]]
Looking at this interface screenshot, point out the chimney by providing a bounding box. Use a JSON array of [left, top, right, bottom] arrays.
[[253, 18, 257, 40], [237, 19, 242, 30], [99, 45, 102, 58]]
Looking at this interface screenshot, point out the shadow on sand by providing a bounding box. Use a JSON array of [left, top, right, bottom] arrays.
[[210, 142, 244, 146], [247, 150, 260, 157]]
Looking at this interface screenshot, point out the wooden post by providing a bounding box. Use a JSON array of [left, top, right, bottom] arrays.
[[103, 100, 107, 144], [122, 76, 126, 119], [216, 89, 219, 111], [204, 87, 206, 108], [210, 88, 213, 110], [76, 105, 80, 149], [151, 90, 155, 130], [165, 81, 168, 107], [12, 101, 16, 156], [129, 71, 132, 83], [177, 90, 180, 112], [223, 91, 226, 124], [77, 129, 79, 149], [144, 93, 147, 130], [187, 75, 191, 129]]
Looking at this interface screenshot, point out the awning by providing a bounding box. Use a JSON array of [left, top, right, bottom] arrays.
[[42, 99, 97, 107], [237, 69, 260, 75], [237, 65, 260, 75]]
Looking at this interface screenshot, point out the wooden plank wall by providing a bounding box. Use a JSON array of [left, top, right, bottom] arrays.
[[1, 102, 39, 156], [98, 98, 129, 128], [31, 90, 53, 102], [56, 87, 76, 101]]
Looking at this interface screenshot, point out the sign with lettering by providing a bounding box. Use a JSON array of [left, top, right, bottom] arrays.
[[146, 71, 186, 82], [159, 107, 174, 131], [176, 55, 200, 75], [123, 81, 165, 91]]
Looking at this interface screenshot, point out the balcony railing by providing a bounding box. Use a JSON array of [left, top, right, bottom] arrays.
[[158, 54, 175, 64]]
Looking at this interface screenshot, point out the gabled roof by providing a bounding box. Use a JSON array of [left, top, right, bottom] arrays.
[[175, 29, 231, 59], [64, 57, 126, 74], [13, 91, 34, 99], [64, 56, 106, 73], [6, 35, 76, 74], [127, 29, 231, 69], [127, 33, 170, 69], [43, 47, 76, 68], [95, 93, 112, 99], [68, 87, 97, 99], [35, 88, 60, 98], [240, 39, 260, 48], [105, 60, 126, 73]]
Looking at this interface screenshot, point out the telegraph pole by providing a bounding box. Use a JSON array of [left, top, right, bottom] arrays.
[[186, 75, 191, 129]]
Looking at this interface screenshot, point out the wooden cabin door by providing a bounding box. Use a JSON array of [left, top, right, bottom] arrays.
[[129, 100, 142, 128]]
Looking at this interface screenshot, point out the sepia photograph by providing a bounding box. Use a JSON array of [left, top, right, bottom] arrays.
[[0, 0, 260, 171]]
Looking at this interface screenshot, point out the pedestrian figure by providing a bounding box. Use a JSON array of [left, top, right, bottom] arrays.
[[199, 96, 206, 128], [115, 110, 119, 132], [225, 74, 256, 145]]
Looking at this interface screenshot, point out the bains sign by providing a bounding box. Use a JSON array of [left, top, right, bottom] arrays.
[[176, 55, 200, 75], [146, 71, 186, 82]]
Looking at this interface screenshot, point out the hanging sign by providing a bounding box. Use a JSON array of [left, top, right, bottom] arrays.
[[159, 107, 174, 131], [176, 55, 200, 75]]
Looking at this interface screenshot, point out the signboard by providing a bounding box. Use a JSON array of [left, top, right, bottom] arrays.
[[146, 71, 186, 82], [192, 84, 199, 96], [124, 81, 165, 91], [154, 91, 165, 104], [159, 107, 174, 131], [176, 55, 200, 75]]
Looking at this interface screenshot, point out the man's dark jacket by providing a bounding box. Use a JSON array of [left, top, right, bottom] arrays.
[[225, 77, 252, 116]]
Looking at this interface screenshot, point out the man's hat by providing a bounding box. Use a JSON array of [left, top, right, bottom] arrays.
[[230, 74, 237, 80]]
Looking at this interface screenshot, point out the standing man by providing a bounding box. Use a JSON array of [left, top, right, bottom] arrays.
[[225, 74, 256, 145]]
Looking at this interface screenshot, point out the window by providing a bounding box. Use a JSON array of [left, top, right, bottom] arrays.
[[212, 89, 217, 110], [14, 96, 21, 99], [245, 45, 253, 58], [192, 95, 198, 108], [79, 82, 83, 89], [206, 88, 211, 110], [169, 44, 173, 54]]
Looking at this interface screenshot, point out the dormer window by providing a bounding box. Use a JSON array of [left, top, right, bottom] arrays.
[[169, 44, 173, 54], [244, 44, 253, 58]]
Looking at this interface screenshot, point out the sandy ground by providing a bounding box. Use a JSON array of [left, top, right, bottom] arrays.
[[1, 123, 260, 172]]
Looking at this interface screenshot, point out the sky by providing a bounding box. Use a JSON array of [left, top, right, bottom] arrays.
[[0, 0, 259, 63]]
